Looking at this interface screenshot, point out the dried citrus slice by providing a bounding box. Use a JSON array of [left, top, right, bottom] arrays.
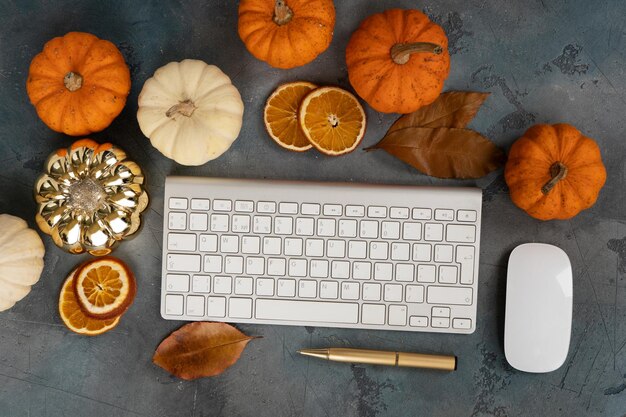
[[264, 81, 317, 151], [59, 269, 120, 336], [73, 257, 136, 319], [298, 86, 367, 156]]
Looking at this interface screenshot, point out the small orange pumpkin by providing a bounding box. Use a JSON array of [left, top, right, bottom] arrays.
[[345, 9, 450, 114], [504, 123, 606, 220], [238, 0, 336, 69], [26, 32, 131, 136]]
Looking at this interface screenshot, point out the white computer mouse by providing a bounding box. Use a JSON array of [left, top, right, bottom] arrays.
[[504, 243, 573, 373]]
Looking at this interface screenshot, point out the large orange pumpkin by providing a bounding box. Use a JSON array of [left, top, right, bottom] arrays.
[[346, 9, 450, 114], [504, 124, 606, 220], [26, 32, 131, 136], [238, 0, 335, 69]]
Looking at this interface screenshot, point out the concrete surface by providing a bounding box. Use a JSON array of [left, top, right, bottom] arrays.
[[0, 0, 625, 416]]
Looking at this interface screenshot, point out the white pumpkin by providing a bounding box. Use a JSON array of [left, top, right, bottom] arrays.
[[137, 59, 245, 166], [0, 214, 45, 312]]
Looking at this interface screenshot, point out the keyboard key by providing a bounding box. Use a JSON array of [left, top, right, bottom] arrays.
[[439, 265, 458, 284], [349, 261, 369, 280], [384, 284, 402, 302], [169, 198, 188, 210], [391, 242, 410, 261], [189, 213, 208, 231], [457, 210, 477, 222], [220, 235, 239, 253], [289, 259, 307, 277], [229, 298, 252, 318], [263, 236, 281, 255], [412, 208, 432, 220], [453, 318, 472, 329], [381, 221, 400, 239], [417, 265, 436, 283], [331, 260, 350, 279], [409, 316, 428, 327], [319, 281, 339, 299], [186, 296, 205, 317], [402, 222, 422, 241], [434, 209, 454, 221], [203, 255, 222, 273], [166, 274, 189, 292], [279, 202, 298, 214], [374, 263, 393, 281], [390, 207, 409, 219], [327, 240, 346, 258], [213, 200, 232, 211], [346, 205, 365, 217], [446, 224, 477, 243], [253, 216, 272, 234], [225, 256, 244, 274], [167, 254, 201, 272], [277, 279, 296, 297], [301, 203, 321, 215], [368, 206, 387, 218], [234, 277, 253, 295], [199, 234, 218, 252], [231, 215, 251, 233], [361, 304, 385, 325], [168, 212, 187, 230], [395, 264, 414, 282], [338, 219, 358, 238], [306, 239, 324, 257], [362, 283, 381, 301], [257, 201, 276, 213], [432, 307, 451, 317], [256, 299, 358, 324], [165, 294, 184, 315], [241, 236, 261, 254], [210, 214, 229, 232], [284, 238, 303, 256], [310, 260, 329, 278], [341, 282, 359, 300], [424, 223, 444, 241], [405, 285, 424, 303], [369, 241, 388, 260], [388, 305, 407, 326], [296, 218, 315, 236], [207, 296, 226, 317], [348, 241, 367, 259], [456, 246, 475, 284], [267, 258, 286, 276], [432, 317, 450, 328], [191, 199, 210, 211], [246, 257, 265, 275], [192, 275, 211, 293], [213, 276, 232, 294], [256, 278, 274, 296], [317, 218, 336, 237], [235, 200, 254, 212], [298, 280, 317, 298], [359, 220, 378, 238], [413, 243, 431, 262], [274, 217, 293, 235], [323, 204, 342, 216], [427, 286, 473, 305], [434, 244, 453, 262], [168, 233, 196, 251]]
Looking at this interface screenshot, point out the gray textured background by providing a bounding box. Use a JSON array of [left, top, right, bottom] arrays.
[[0, 0, 625, 416]]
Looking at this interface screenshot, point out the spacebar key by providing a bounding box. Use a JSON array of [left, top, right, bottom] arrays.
[[256, 299, 359, 324]]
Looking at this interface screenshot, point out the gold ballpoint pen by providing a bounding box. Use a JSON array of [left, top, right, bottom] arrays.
[[298, 348, 457, 371]]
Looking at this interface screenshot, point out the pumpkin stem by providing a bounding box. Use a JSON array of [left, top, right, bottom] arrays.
[[273, 0, 293, 26], [541, 161, 569, 195], [166, 100, 197, 118], [390, 42, 443, 65], [64, 71, 83, 92]]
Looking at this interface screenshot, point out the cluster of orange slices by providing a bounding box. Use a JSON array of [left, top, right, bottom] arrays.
[[59, 257, 136, 336], [264, 82, 367, 156]]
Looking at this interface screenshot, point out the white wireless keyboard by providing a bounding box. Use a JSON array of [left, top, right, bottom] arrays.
[[161, 176, 482, 334]]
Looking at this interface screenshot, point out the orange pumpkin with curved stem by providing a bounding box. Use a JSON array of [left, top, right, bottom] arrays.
[[238, 0, 336, 69], [504, 124, 606, 220], [346, 9, 450, 114], [26, 32, 131, 136]]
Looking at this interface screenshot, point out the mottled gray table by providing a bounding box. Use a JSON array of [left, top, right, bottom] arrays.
[[1, 1, 625, 416]]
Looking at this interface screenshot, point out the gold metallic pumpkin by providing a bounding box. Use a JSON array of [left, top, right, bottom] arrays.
[[34, 139, 148, 255]]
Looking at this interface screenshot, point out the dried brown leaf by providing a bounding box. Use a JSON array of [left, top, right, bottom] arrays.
[[368, 127, 506, 179], [153, 322, 257, 380], [388, 91, 490, 133]]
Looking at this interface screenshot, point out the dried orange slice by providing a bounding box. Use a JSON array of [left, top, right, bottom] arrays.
[[298, 86, 366, 156], [264, 81, 317, 152], [59, 269, 120, 336], [73, 257, 136, 319]]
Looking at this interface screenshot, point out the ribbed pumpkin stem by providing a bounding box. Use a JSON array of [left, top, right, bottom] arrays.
[[166, 100, 196, 118], [541, 162, 568, 194], [273, 0, 293, 26], [390, 42, 443, 65], [64, 71, 83, 92]]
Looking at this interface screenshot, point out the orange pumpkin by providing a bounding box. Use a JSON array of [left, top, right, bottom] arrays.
[[345, 9, 450, 114], [26, 32, 131, 136], [504, 124, 606, 220], [238, 0, 335, 69]]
